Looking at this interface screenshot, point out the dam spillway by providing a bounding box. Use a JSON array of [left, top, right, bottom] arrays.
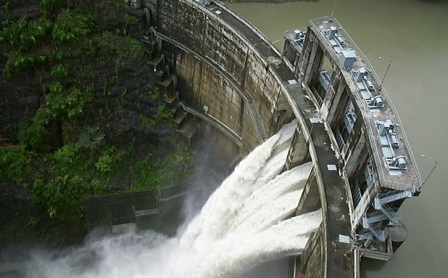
[[80, 0, 422, 277], [16, 122, 321, 278]]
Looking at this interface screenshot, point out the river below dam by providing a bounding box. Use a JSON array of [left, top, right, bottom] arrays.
[[226, 0, 448, 277]]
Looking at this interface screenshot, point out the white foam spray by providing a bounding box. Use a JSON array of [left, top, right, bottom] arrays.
[[25, 121, 321, 278]]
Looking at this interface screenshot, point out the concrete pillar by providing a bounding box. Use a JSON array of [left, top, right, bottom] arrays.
[[283, 40, 296, 65], [325, 71, 349, 126], [296, 168, 320, 215], [298, 224, 325, 277], [344, 124, 368, 178], [285, 125, 309, 170], [298, 30, 324, 86]]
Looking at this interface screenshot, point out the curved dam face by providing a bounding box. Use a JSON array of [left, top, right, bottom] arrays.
[[144, 0, 293, 155], [128, 0, 421, 277]]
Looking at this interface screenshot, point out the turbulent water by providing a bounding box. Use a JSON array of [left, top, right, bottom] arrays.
[[26, 121, 321, 278]]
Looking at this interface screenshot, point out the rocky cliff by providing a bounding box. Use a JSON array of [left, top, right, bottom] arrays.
[[0, 0, 191, 250]]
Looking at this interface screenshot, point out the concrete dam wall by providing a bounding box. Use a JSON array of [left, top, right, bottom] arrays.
[[120, 1, 421, 277], [144, 0, 293, 154]]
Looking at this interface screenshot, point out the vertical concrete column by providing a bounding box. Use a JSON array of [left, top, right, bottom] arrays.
[[298, 30, 324, 86], [344, 130, 368, 178], [285, 125, 309, 170], [325, 75, 349, 126], [296, 168, 321, 215], [282, 40, 296, 66]]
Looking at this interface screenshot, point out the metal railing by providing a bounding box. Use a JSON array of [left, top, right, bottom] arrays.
[[377, 190, 412, 204]]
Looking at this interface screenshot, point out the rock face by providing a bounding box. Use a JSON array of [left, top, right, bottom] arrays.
[[0, 0, 182, 151], [0, 1, 41, 143], [0, 1, 187, 251], [0, 0, 237, 256]]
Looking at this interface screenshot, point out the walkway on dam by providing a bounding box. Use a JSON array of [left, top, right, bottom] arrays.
[[208, 2, 353, 277]]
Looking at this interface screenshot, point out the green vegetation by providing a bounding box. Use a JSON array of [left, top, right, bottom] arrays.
[[0, 146, 38, 187], [106, 0, 125, 11], [18, 112, 50, 152], [0, 2, 192, 225], [130, 147, 192, 192], [78, 126, 105, 150]]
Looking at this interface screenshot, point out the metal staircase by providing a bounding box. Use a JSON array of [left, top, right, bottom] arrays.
[[376, 203, 399, 224], [359, 190, 412, 243], [375, 190, 412, 205], [364, 211, 389, 224], [362, 215, 387, 242]]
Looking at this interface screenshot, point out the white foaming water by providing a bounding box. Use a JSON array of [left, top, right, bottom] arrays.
[[26, 121, 321, 278]]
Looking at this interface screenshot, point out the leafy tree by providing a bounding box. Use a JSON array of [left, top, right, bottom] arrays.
[[130, 146, 192, 192], [18, 112, 50, 152], [53, 143, 90, 175], [0, 146, 37, 187], [52, 8, 94, 45], [46, 82, 94, 119], [32, 175, 107, 220], [95, 154, 113, 173], [50, 64, 69, 80]]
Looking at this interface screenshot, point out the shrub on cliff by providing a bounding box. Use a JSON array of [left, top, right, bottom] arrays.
[[18, 112, 50, 152], [78, 125, 105, 150], [0, 0, 191, 226]]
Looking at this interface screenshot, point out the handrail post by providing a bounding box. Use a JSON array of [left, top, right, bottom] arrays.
[[420, 155, 438, 188]]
